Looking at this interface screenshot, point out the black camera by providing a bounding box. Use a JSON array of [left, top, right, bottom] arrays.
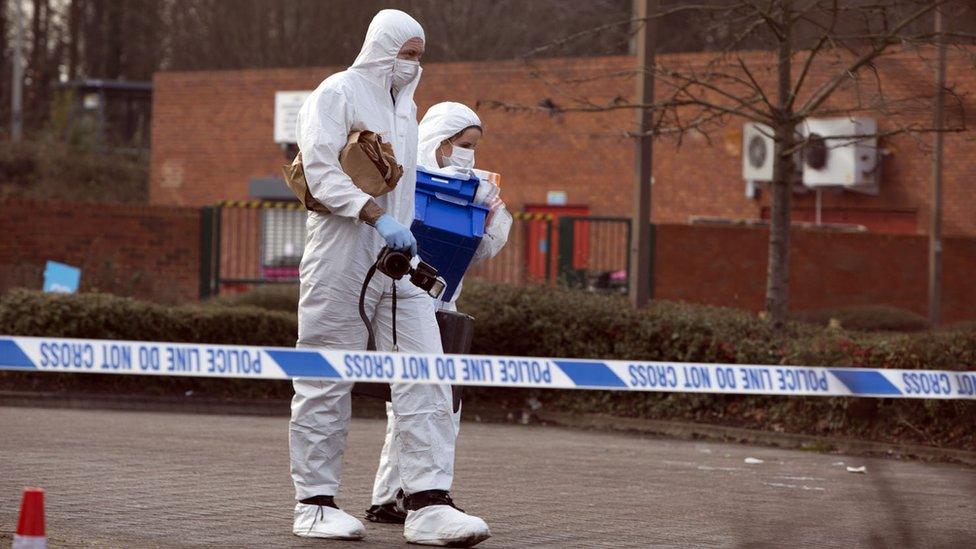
[[375, 247, 446, 299]]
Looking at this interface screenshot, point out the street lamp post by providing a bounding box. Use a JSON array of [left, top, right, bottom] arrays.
[[11, 0, 25, 141], [928, 6, 946, 326], [630, 0, 656, 308]]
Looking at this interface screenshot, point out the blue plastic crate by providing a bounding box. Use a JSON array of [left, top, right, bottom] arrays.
[[412, 188, 488, 302], [416, 167, 479, 202]]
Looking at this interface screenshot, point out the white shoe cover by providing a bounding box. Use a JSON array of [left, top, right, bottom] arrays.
[[403, 505, 490, 547], [292, 503, 366, 540]]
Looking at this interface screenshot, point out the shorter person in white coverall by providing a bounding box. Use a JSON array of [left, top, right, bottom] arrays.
[[366, 102, 513, 524], [290, 11, 489, 547]]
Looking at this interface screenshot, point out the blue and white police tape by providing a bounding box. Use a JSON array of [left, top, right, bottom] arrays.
[[1, 335, 974, 400]]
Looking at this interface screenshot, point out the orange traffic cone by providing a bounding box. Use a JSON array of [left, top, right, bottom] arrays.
[[13, 487, 46, 549]]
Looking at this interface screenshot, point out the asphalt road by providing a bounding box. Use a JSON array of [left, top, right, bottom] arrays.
[[1, 406, 973, 548]]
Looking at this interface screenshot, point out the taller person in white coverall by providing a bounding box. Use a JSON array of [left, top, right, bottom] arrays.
[[366, 102, 513, 523], [290, 10, 490, 547]]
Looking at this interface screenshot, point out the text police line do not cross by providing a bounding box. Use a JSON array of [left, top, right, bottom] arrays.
[[1, 336, 975, 400]]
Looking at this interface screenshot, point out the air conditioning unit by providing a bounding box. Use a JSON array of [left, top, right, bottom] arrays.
[[742, 122, 774, 182], [800, 116, 879, 195], [742, 122, 807, 198]]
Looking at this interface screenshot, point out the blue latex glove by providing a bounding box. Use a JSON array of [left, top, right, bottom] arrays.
[[374, 214, 417, 256]]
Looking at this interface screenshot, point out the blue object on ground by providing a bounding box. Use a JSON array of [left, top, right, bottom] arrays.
[[43, 261, 81, 293]]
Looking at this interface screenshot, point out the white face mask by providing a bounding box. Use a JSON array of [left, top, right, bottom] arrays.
[[443, 145, 475, 170], [392, 58, 419, 92]]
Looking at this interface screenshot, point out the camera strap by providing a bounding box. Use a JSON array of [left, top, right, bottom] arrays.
[[359, 260, 399, 353], [391, 281, 398, 352], [359, 263, 379, 351]]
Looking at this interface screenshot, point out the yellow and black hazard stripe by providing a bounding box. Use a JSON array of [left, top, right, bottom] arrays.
[[512, 212, 555, 221], [215, 200, 303, 210], [216, 201, 556, 220]]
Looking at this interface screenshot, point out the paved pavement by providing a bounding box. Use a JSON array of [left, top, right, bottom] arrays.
[[0, 406, 973, 548]]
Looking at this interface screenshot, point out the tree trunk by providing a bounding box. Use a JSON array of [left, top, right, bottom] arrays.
[[84, 0, 105, 77], [68, 0, 82, 81], [0, 0, 7, 123], [766, 122, 795, 329], [27, 0, 50, 130], [765, 0, 794, 330], [105, 0, 123, 78]]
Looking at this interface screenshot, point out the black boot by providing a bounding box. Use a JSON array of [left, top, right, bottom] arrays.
[[365, 489, 407, 524], [404, 489, 464, 512], [300, 495, 338, 508]]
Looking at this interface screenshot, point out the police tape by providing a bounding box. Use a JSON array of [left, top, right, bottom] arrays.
[[1, 335, 974, 400]]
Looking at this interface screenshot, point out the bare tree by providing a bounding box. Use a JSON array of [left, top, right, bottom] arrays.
[[1, 0, 634, 136], [483, 0, 974, 329]]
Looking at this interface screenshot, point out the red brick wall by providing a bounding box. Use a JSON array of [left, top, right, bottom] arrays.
[[0, 199, 201, 303], [4, 197, 970, 321], [143, 50, 976, 316], [148, 58, 640, 217], [150, 48, 976, 236], [655, 224, 976, 323]]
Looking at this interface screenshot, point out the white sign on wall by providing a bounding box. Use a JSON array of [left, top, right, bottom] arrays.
[[546, 190, 568, 206], [274, 91, 312, 144]]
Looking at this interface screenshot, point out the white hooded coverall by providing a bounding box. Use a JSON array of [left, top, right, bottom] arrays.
[[417, 102, 513, 312], [291, 9, 456, 501], [371, 102, 513, 506]]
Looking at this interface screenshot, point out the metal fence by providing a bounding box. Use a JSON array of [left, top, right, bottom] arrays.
[[464, 212, 555, 285], [201, 202, 632, 297], [556, 216, 631, 292], [202, 200, 305, 296]]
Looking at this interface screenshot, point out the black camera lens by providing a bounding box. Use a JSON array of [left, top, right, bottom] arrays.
[[409, 270, 434, 291], [374, 247, 444, 298], [377, 248, 412, 279], [409, 261, 446, 299]]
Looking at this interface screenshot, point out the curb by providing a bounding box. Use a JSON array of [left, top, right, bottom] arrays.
[[1, 390, 972, 466], [535, 411, 976, 467], [0, 390, 293, 417], [0, 390, 392, 419]]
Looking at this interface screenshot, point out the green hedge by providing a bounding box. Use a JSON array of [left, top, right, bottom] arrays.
[[0, 289, 296, 398], [458, 283, 975, 371], [2, 285, 974, 450], [456, 283, 975, 450], [791, 305, 930, 332], [207, 285, 300, 314], [0, 289, 296, 344]]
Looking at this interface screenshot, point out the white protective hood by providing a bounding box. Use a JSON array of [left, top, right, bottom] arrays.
[[417, 102, 483, 170], [294, 8, 424, 225], [350, 9, 425, 104], [415, 102, 511, 310]]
